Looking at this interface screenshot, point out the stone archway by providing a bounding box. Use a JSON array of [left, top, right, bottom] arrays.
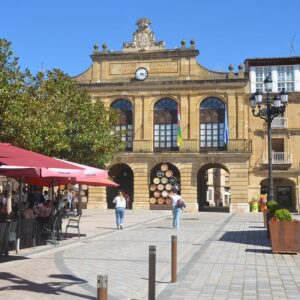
[[197, 163, 230, 212], [107, 164, 134, 209], [260, 177, 295, 210]]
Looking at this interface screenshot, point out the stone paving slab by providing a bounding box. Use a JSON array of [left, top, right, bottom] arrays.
[[0, 210, 299, 299]]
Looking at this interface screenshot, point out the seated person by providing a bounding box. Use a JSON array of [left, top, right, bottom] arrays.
[[36, 200, 52, 219], [23, 202, 36, 220], [62, 199, 71, 217], [0, 203, 8, 221]]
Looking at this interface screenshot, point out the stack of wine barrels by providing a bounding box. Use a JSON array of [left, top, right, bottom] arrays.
[[149, 163, 180, 205]]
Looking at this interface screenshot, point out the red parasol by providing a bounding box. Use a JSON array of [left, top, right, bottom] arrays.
[[0, 143, 83, 169]]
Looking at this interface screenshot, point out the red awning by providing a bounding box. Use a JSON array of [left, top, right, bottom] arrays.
[[0, 143, 82, 169]]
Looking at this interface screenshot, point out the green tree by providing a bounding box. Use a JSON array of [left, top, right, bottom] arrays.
[[0, 39, 124, 168]]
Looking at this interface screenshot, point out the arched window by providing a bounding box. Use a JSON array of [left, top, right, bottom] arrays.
[[154, 98, 178, 151], [200, 97, 226, 151], [111, 99, 133, 151]]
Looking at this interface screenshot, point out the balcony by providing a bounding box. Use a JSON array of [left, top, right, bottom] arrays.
[[271, 117, 288, 129], [133, 139, 252, 153], [260, 152, 292, 169]]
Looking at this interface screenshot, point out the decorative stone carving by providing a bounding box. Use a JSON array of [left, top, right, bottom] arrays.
[[123, 18, 165, 52]]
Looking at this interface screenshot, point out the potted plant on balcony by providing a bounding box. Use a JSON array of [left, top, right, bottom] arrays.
[[269, 208, 300, 254]]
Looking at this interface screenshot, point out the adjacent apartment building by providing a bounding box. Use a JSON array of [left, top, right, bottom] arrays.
[[75, 19, 300, 212]]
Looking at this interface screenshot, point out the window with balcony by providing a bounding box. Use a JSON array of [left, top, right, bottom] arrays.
[[200, 97, 226, 151], [154, 98, 178, 151], [111, 99, 133, 151], [278, 65, 294, 92], [255, 66, 272, 92]]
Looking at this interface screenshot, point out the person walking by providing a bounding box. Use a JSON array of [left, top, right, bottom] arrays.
[[113, 190, 126, 230], [169, 189, 186, 229]]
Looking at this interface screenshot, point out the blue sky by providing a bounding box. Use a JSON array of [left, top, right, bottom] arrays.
[[1, 0, 299, 76]]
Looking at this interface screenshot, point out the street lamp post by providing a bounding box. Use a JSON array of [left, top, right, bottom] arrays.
[[249, 76, 288, 202]]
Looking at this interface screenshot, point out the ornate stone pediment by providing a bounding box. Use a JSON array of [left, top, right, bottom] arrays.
[[123, 18, 165, 52]]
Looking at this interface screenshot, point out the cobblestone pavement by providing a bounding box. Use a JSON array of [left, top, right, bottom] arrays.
[[0, 210, 299, 299]]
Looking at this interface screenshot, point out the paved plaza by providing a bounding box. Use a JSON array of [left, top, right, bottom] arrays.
[[0, 210, 300, 299]]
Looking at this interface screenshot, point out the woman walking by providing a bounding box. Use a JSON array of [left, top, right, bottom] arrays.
[[113, 190, 126, 230], [169, 189, 186, 229]]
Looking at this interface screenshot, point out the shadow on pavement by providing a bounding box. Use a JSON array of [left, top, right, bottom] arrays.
[[0, 272, 94, 299], [0, 256, 29, 263], [64, 233, 87, 239], [219, 230, 271, 247], [245, 249, 272, 254], [249, 226, 265, 229]]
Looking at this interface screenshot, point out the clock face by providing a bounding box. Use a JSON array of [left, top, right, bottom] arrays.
[[135, 67, 148, 80]]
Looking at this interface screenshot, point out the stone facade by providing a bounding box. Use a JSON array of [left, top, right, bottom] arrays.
[[75, 19, 300, 213]]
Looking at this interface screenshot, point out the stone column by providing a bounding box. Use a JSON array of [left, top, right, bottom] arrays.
[[87, 186, 107, 209], [295, 185, 300, 213], [132, 163, 150, 210], [179, 162, 198, 212], [229, 162, 250, 213]]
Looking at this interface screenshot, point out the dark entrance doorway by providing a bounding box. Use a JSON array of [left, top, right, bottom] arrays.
[[197, 164, 230, 212], [107, 164, 133, 209], [260, 178, 294, 210]]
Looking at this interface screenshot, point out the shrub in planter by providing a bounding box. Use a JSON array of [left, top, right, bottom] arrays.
[[266, 200, 281, 214], [274, 208, 292, 221], [269, 208, 300, 254], [264, 200, 280, 230]]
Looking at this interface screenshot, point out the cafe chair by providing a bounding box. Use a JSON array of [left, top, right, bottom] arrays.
[[64, 204, 82, 239]]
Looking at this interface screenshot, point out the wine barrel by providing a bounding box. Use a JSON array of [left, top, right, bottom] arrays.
[[81, 196, 88, 203], [153, 177, 160, 184], [157, 197, 164, 204], [161, 177, 168, 184], [157, 184, 164, 191], [149, 197, 156, 204], [156, 170, 164, 178], [79, 189, 85, 196], [169, 176, 177, 184], [161, 190, 169, 198], [149, 184, 157, 191], [161, 163, 168, 171], [153, 190, 161, 198], [82, 185, 88, 190], [165, 197, 172, 205], [165, 170, 173, 177], [165, 183, 173, 191]]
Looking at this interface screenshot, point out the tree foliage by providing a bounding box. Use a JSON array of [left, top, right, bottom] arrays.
[[0, 39, 124, 168]]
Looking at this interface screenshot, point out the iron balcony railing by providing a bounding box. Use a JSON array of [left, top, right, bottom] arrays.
[[263, 152, 292, 164], [271, 117, 288, 129], [133, 139, 252, 153]]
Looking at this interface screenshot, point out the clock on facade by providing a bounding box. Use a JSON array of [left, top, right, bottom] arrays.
[[135, 67, 148, 80]]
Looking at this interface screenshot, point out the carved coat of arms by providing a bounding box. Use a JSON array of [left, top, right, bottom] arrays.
[[123, 18, 165, 51]]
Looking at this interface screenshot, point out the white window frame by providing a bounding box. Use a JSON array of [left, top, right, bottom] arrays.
[[277, 65, 294, 92]]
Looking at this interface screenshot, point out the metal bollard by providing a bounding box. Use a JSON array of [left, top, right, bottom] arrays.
[[97, 274, 108, 300], [171, 235, 177, 283], [148, 245, 156, 300]]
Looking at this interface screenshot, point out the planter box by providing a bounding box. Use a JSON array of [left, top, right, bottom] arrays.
[[269, 219, 300, 254], [263, 210, 273, 237]]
